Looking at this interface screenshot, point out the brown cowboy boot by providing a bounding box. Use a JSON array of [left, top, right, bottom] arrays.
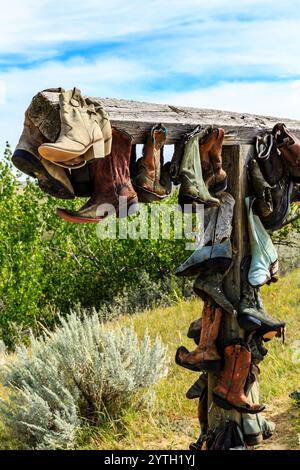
[[273, 123, 300, 182], [12, 111, 75, 199], [57, 128, 138, 223], [175, 301, 223, 372], [134, 124, 170, 201], [213, 342, 265, 414], [209, 128, 227, 192], [200, 128, 227, 193]]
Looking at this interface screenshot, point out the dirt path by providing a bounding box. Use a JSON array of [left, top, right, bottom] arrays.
[[256, 398, 299, 450]]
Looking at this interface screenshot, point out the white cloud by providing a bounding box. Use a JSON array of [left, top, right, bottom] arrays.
[[157, 80, 300, 120]]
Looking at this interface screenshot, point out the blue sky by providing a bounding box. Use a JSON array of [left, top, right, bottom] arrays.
[[1, 0, 300, 151]]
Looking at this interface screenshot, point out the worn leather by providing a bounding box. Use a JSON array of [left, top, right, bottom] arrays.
[[57, 128, 138, 222], [176, 301, 222, 371], [273, 123, 300, 181], [194, 272, 236, 316], [250, 159, 273, 218], [175, 192, 234, 277], [255, 133, 292, 230], [214, 343, 265, 413], [201, 127, 227, 192], [13, 110, 74, 197], [135, 124, 170, 199], [39, 88, 111, 167], [178, 127, 220, 207]]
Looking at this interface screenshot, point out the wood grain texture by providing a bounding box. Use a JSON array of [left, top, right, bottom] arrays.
[[27, 90, 300, 146]]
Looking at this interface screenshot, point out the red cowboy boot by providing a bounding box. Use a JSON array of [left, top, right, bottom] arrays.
[[213, 342, 265, 414]]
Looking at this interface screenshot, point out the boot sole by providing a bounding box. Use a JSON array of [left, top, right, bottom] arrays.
[[12, 151, 74, 200], [213, 393, 265, 414], [57, 197, 139, 224], [178, 194, 220, 209], [237, 314, 285, 335], [134, 185, 169, 202], [38, 140, 102, 163], [177, 257, 232, 277]]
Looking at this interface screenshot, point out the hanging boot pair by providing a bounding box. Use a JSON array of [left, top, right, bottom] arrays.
[[134, 124, 171, 202], [246, 197, 279, 287], [57, 128, 138, 223], [238, 256, 285, 337], [213, 340, 265, 414], [39, 87, 112, 168], [175, 299, 223, 372], [252, 132, 292, 230], [177, 126, 221, 210]]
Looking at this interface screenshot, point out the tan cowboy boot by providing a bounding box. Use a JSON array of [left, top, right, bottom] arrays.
[[39, 88, 107, 168], [12, 110, 74, 199]]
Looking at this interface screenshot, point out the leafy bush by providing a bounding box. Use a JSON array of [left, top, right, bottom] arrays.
[[0, 309, 168, 449], [0, 143, 190, 346]]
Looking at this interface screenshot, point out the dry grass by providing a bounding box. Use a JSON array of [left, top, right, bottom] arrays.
[[84, 268, 300, 450]]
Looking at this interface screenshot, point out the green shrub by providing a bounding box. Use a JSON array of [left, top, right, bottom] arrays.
[[0, 308, 168, 449], [0, 143, 190, 346]]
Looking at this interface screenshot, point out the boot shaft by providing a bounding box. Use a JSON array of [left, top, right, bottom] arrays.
[[135, 124, 167, 196], [110, 128, 137, 200], [273, 123, 300, 181], [15, 111, 44, 159]]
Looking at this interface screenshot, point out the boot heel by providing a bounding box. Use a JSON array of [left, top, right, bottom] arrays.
[[212, 393, 233, 410]]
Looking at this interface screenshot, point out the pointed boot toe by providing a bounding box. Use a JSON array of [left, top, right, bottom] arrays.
[[175, 346, 202, 371]]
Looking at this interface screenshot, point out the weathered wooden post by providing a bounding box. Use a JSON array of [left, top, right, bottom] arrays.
[[27, 92, 300, 442]]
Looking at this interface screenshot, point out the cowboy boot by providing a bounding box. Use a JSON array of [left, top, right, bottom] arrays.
[[178, 126, 220, 209], [175, 301, 223, 372], [12, 110, 75, 199], [134, 124, 171, 201], [193, 272, 237, 316], [175, 192, 234, 277], [170, 140, 185, 185], [186, 373, 208, 399], [39, 88, 106, 168], [189, 380, 208, 450], [238, 256, 285, 335], [273, 123, 300, 182], [242, 380, 276, 446], [204, 128, 227, 193], [249, 159, 273, 218], [187, 317, 202, 345], [246, 197, 279, 287], [255, 133, 292, 230], [213, 342, 265, 414], [57, 129, 138, 223], [238, 282, 285, 336]]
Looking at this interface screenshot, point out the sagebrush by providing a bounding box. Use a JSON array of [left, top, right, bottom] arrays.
[[0, 309, 168, 449]]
